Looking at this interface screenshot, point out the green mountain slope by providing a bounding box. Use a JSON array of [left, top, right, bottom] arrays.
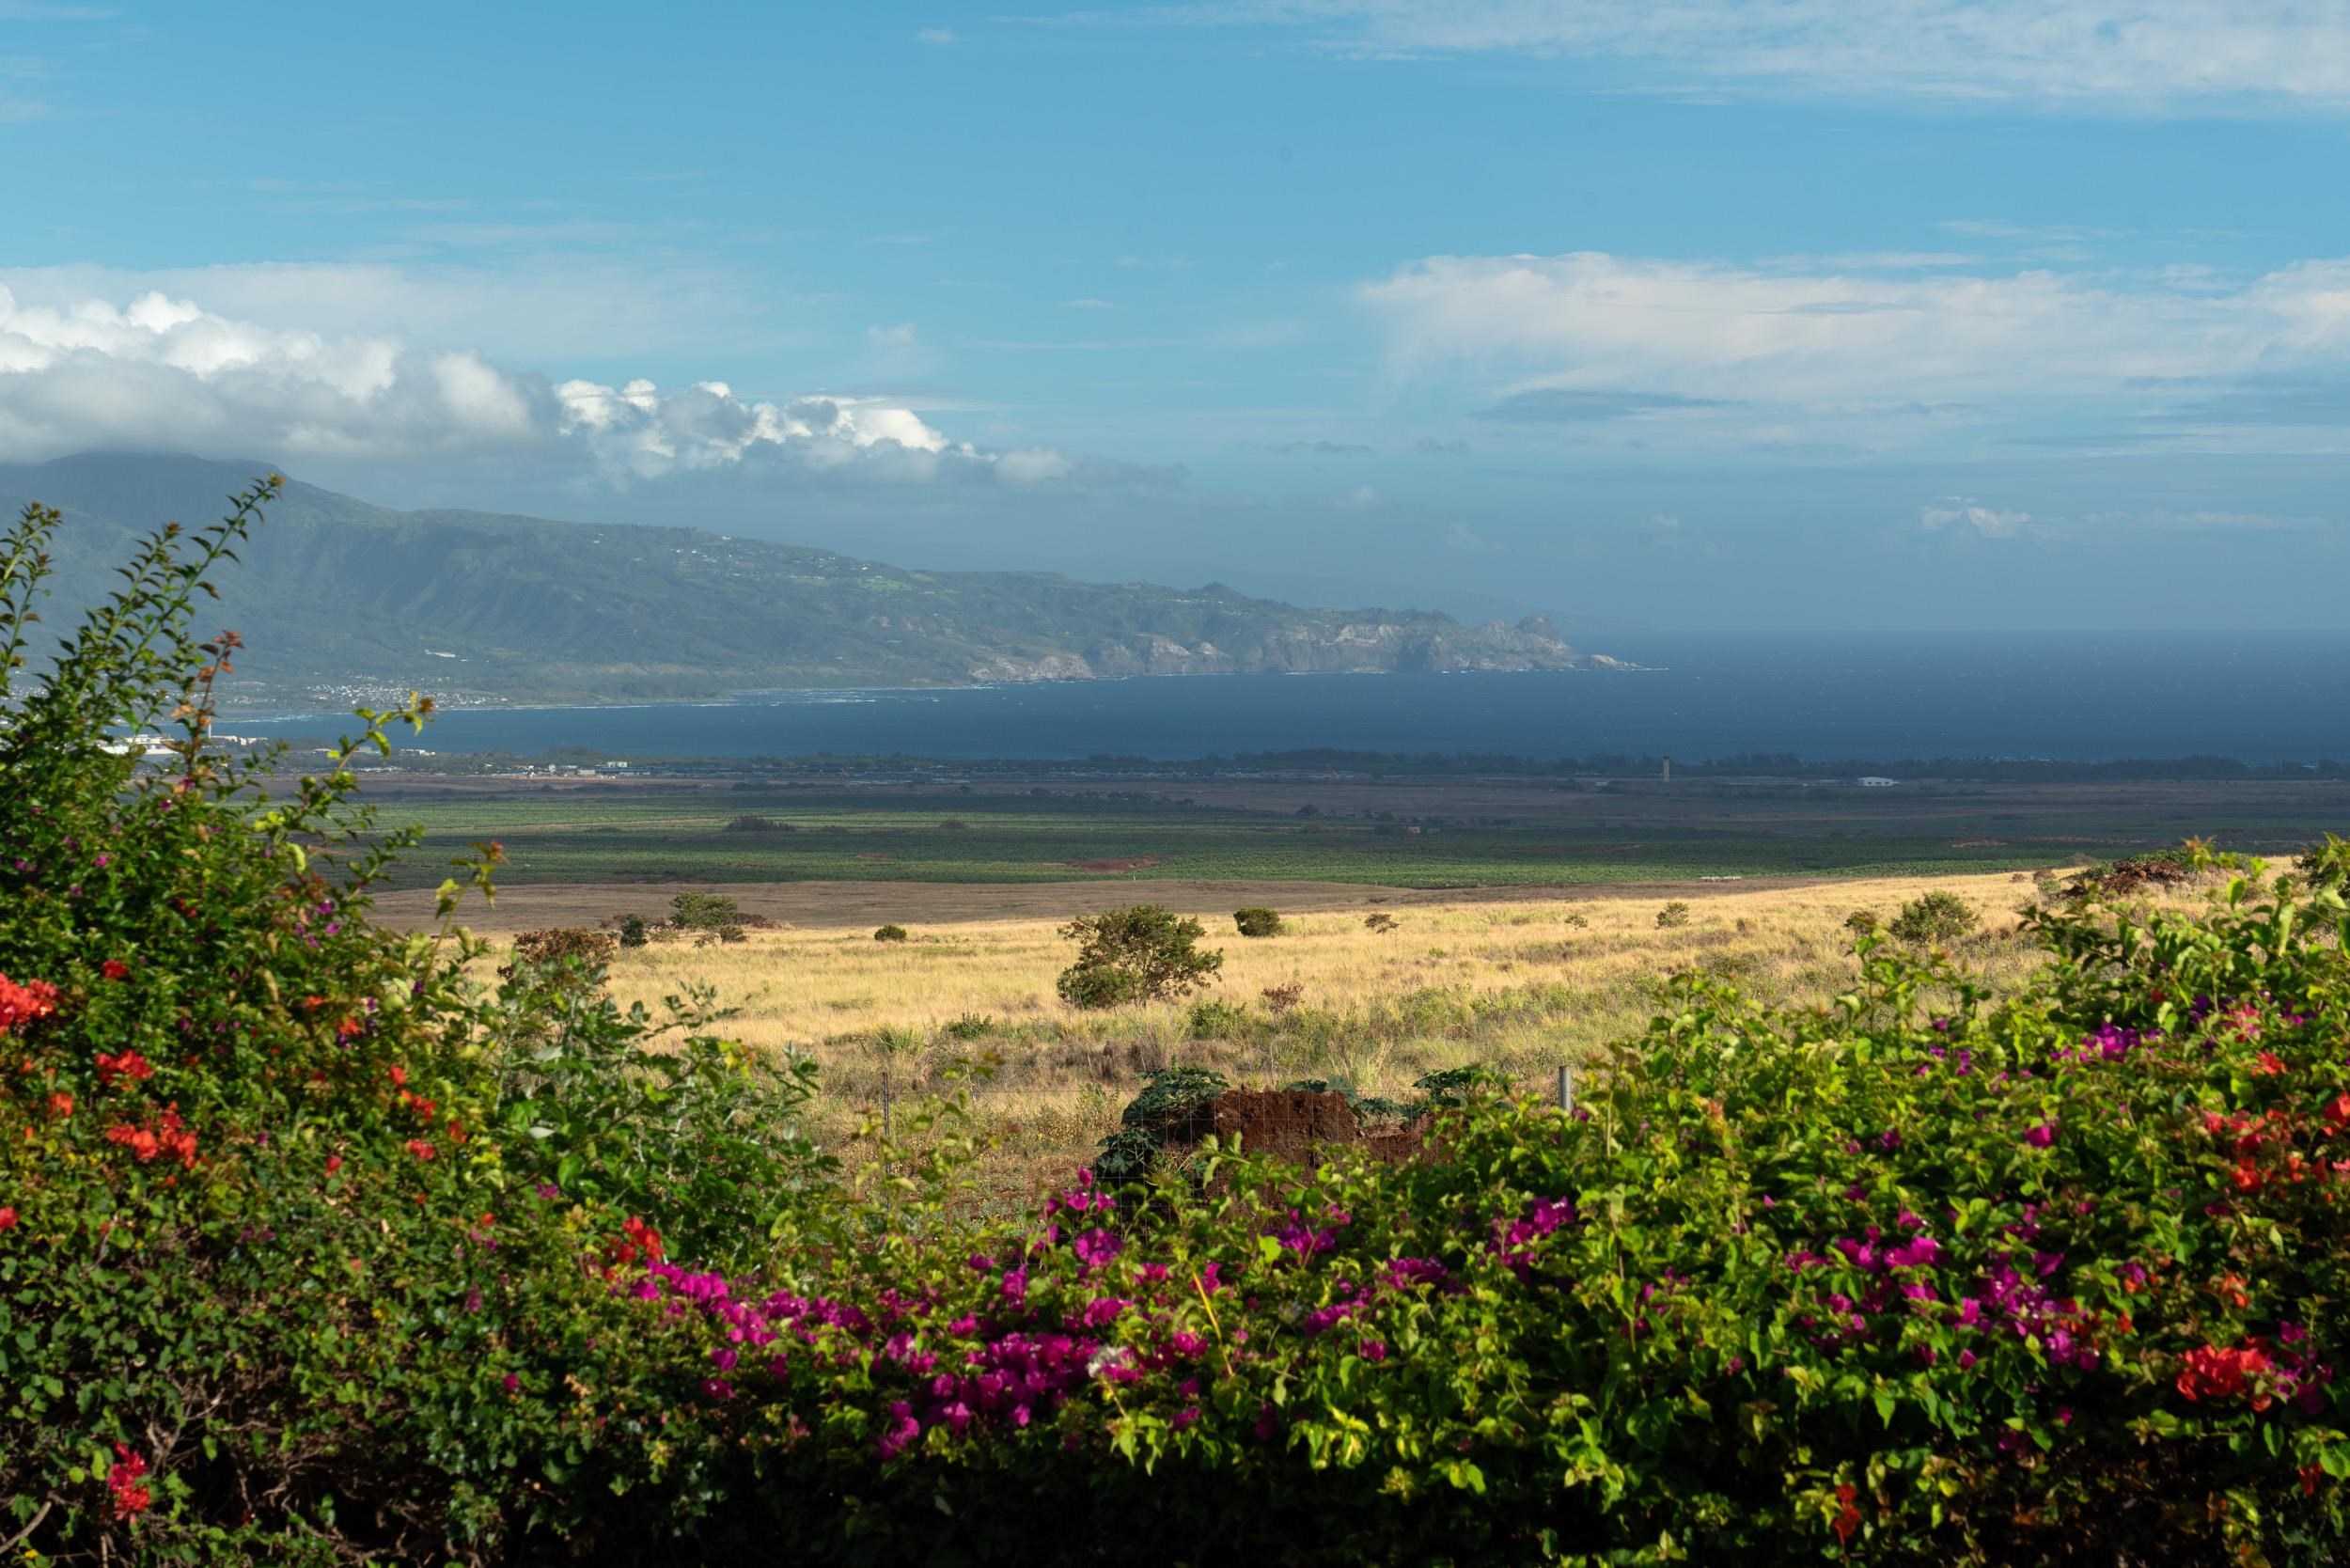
[[0, 453, 1609, 708]]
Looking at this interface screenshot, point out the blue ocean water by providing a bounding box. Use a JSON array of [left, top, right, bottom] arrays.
[[230, 632, 2350, 764]]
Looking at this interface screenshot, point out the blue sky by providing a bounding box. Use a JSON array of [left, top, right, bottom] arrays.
[[6, 1, 2350, 630]]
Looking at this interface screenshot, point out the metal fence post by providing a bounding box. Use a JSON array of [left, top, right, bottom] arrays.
[[1556, 1064, 1574, 1115]]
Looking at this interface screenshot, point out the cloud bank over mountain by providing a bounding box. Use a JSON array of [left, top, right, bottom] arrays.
[[0, 284, 1102, 490]]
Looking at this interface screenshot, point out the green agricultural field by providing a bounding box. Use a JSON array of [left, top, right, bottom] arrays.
[[357, 776, 2343, 889]]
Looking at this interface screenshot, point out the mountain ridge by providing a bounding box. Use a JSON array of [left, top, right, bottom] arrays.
[[0, 452, 1621, 709]]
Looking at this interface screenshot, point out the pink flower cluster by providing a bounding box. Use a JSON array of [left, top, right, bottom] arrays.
[[1962, 1251, 2107, 1372], [2053, 1023, 2154, 1067], [625, 1245, 1228, 1461], [1491, 1196, 1578, 1278]]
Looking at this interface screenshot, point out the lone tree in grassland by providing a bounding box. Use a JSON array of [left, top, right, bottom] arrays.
[[1056, 903, 1223, 1010]]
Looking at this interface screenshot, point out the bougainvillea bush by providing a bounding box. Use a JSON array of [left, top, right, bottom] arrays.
[[0, 487, 838, 1562], [4, 485, 2348, 1564]]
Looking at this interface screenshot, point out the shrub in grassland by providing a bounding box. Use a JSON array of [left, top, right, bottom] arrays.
[[1655, 900, 1691, 929], [1091, 1065, 1230, 1184], [669, 889, 743, 930], [1187, 996, 1252, 1039], [873, 923, 910, 943], [497, 926, 617, 995], [1888, 887, 1978, 945], [1233, 906, 1285, 937]]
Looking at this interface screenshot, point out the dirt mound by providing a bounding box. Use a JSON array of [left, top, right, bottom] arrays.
[[1193, 1090, 1429, 1169], [1206, 1090, 1359, 1166]]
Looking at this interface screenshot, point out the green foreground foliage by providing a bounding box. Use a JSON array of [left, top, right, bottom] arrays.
[[5, 487, 2350, 1564]]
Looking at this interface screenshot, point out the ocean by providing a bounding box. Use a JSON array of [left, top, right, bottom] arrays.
[[227, 631, 2350, 764]]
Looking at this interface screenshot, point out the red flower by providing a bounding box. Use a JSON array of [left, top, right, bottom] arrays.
[[105, 1443, 151, 1519], [2325, 1093, 2350, 1132], [107, 1123, 160, 1162], [45, 1090, 72, 1120], [1832, 1483, 1860, 1544], [0, 1205, 17, 1231], [100, 959, 131, 981], [2256, 1050, 2287, 1076], [609, 1214, 666, 1269], [387, 1064, 407, 1088], [2176, 1341, 2274, 1405], [325, 1154, 344, 1175], [404, 1139, 436, 1161], [104, 1105, 198, 1168], [96, 1048, 155, 1090], [0, 974, 57, 1036]]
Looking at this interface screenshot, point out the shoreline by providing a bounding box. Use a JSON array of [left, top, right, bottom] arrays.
[[213, 663, 1655, 725]]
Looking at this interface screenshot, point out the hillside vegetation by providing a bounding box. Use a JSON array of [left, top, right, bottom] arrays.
[[1, 452, 1597, 707]]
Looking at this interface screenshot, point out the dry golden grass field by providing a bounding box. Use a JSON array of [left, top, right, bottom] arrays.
[[436, 867, 2087, 1207]]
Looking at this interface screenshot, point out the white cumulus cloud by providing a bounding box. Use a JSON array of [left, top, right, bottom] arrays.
[[0, 285, 1098, 489], [0, 284, 540, 461]]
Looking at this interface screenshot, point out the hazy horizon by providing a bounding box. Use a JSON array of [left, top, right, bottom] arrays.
[[8, 4, 2350, 630]]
